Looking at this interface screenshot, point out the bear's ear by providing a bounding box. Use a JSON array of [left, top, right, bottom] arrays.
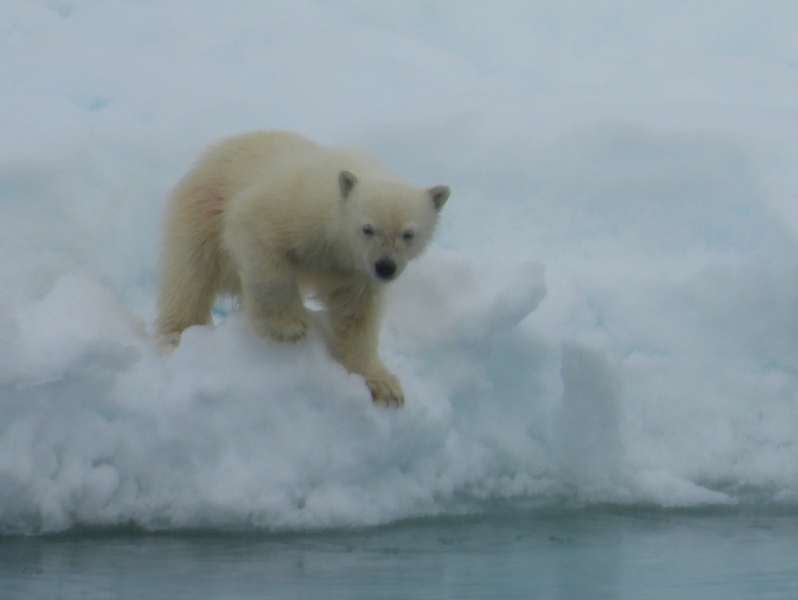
[[339, 170, 358, 199], [428, 185, 450, 211]]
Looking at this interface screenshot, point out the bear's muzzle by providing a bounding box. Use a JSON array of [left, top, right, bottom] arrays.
[[374, 257, 397, 280]]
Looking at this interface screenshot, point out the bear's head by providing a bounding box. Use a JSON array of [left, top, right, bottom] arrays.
[[338, 170, 449, 282]]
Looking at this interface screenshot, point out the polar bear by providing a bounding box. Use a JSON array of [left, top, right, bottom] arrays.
[[156, 130, 450, 407]]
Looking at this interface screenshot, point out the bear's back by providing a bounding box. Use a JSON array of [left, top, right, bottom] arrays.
[[199, 130, 395, 203], [200, 131, 323, 199]]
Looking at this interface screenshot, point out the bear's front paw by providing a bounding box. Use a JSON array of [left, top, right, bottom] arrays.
[[255, 313, 309, 342], [366, 376, 405, 408]]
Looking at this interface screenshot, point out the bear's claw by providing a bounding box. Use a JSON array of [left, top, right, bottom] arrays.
[[367, 378, 405, 408], [256, 313, 309, 343], [271, 324, 307, 342]]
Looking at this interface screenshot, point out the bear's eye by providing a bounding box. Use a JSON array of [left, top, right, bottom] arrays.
[[402, 230, 415, 241], [362, 224, 375, 237]]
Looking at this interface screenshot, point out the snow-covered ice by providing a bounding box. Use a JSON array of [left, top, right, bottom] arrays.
[[2, 0, 798, 534]]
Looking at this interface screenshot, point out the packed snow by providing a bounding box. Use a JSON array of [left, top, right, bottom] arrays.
[[2, 0, 798, 534]]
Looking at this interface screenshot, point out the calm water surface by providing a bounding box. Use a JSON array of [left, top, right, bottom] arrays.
[[2, 510, 798, 599]]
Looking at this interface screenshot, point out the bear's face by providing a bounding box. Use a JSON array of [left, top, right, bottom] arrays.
[[339, 171, 449, 282]]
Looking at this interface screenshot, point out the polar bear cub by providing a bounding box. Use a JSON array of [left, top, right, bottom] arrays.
[[156, 130, 450, 407]]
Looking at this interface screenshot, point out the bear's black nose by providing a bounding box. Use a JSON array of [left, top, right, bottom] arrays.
[[374, 258, 397, 280]]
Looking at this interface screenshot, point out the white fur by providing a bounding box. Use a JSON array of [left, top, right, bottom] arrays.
[[156, 130, 449, 407]]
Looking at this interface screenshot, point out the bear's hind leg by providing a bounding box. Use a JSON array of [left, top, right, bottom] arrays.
[[156, 256, 218, 345]]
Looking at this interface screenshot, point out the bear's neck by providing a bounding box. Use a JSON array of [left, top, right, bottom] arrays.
[[287, 229, 357, 276]]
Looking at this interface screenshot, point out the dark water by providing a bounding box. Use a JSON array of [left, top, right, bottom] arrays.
[[2, 510, 798, 599]]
